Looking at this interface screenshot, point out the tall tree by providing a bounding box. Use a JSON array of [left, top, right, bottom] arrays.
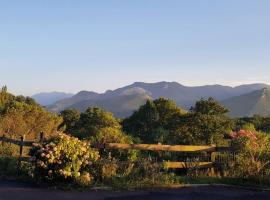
[[122, 98, 186, 144], [59, 109, 80, 134], [72, 107, 121, 139], [175, 98, 233, 145]]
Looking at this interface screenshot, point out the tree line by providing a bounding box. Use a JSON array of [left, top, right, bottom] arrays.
[[1, 85, 270, 146]]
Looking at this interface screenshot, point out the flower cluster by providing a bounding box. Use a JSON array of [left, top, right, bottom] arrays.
[[30, 133, 100, 186], [230, 130, 258, 141], [230, 130, 259, 149]]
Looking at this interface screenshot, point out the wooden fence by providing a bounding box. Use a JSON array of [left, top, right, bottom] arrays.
[[0, 133, 235, 169], [0, 132, 45, 158]]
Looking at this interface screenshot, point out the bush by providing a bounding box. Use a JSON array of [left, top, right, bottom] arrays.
[[29, 133, 100, 186], [0, 144, 17, 157], [101, 158, 179, 188], [231, 130, 270, 184]]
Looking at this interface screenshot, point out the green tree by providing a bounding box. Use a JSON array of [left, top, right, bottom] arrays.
[[175, 97, 233, 145], [59, 109, 80, 133], [72, 107, 121, 139], [0, 101, 62, 140], [122, 98, 186, 144], [0, 86, 15, 113]]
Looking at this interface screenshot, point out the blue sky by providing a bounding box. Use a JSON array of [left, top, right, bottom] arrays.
[[0, 0, 270, 96]]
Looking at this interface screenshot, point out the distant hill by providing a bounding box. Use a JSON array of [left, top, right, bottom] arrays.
[[46, 82, 270, 118], [47, 91, 99, 112], [221, 88, 270, 118], [32, 92, 74, 106]]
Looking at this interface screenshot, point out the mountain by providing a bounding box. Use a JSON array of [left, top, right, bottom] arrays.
[[221, 88, 270, 118], [32, 92, 74, 106], [71, 90, 151, 118], [46, 82, 270, 118], [47, 91, 99, 112]]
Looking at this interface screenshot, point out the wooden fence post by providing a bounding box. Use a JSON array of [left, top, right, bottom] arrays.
[[19, 135, 25, 157], [39, 131, 44, 143]]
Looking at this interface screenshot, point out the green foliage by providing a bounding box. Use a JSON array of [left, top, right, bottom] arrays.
[[232, 131, 270, 183], [90, 127, 133, 147], [0, 86, 62, 140], [0, 144, 17, 157], [242, 123, 257, 132], [235, 115, 270, 134], [59, 109, 80, 133], [103, 158, 179, 189], [122, 98, 186, 144], [70, 107, 120, 139], [0, 101, 62, 140], [174, 98, 233, 145], [0, 86, 15, 113], [29, 133, 100, 186], [0, 157, 19, 179]]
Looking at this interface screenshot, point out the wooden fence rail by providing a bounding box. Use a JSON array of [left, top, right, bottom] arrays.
[[0, 132, 44, 157], [104, 143, 233, 152], [0, 133, 235, 169]]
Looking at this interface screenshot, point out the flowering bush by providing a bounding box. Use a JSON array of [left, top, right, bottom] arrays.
[[230, 129, 259, 150], [29, 133, 100, 186], [230, 130, 270, 183], [230, 129, 258, 141]]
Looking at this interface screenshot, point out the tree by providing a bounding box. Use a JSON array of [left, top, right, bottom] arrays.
[[59, 109, 80, 134], [235, 115, 270, 134], [0, 101, 62, 140], [122, 98, 186, 144], [72, 107, 121, 139], [175, 98, 233, 145], [0, 86, 15, 113]]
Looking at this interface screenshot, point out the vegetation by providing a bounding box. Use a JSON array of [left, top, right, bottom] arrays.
[[174, 98, 233, 145], [0, 86, 62, 140], [122, 98, 186, 144], [29, 134, 100, 187], [1, 86, 270, 189]]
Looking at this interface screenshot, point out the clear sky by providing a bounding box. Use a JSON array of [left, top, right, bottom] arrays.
[[1, 0, 270, 96]]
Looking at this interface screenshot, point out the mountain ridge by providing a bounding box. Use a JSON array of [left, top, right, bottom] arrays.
[[32, 92, 74, 106], [222, 88, 270, 117], [42, 82, 270, 117]]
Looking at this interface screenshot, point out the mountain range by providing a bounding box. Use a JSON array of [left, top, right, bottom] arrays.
[[32, 92, 74, 106], [32, 82, 270, 118]]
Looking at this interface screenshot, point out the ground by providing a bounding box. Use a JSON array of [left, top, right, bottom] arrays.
[[0, 181, 270, 200]]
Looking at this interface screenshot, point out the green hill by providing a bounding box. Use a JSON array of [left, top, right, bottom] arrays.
[[221, 88, 270, 117]]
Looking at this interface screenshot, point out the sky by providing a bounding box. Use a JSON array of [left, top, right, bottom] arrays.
[[0, 0, 270, 96]]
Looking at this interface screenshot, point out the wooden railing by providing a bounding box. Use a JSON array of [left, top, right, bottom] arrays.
[[0, 133, 235, 169], [0, 132, 44, 158], [104, 143, 233, 152]]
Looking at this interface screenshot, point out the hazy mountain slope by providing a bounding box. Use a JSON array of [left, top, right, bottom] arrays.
[[46, 82, 270, 117], [102, 82, 270, 108], [47, 91, 99, 112], [70, 92, 151, 118], [32, 92, 74, 106], [221, 88, 270, 117]]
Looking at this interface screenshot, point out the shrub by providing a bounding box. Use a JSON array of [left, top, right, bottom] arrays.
[[0, 144, 17, 157], [102, 158, 179, 189], [231, 130, 270, 184], [29, 133, 100, 186]]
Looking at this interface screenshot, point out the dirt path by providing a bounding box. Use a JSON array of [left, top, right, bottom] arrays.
[[0, 181, 270, 200]]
